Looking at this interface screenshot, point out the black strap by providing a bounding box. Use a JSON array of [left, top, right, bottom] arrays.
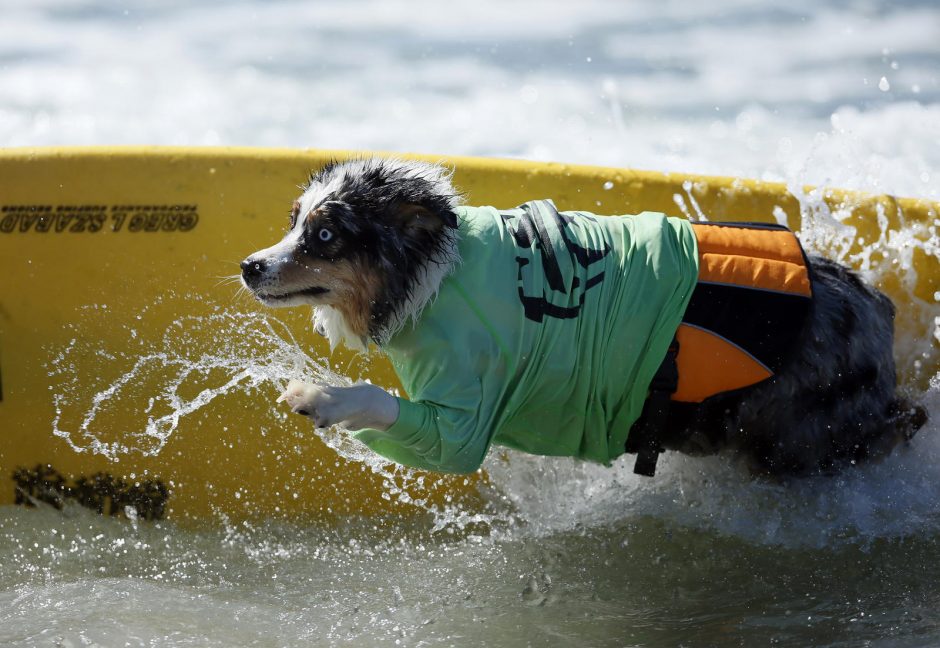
[[627, 336, 679, 477]]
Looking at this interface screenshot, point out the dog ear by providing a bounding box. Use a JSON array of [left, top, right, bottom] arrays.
[[395, 203, 458, 232]]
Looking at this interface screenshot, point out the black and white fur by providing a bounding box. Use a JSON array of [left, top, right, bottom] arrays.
[[241, 157, 927, 477]]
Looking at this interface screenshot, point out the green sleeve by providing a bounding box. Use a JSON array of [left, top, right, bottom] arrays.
[[354, 394, 489, 474], [352, 307, 498, 474]]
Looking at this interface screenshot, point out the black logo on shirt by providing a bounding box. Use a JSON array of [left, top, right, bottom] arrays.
[[501, 202, 610, 322]]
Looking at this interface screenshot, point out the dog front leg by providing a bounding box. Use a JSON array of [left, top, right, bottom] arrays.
[[277, 379, 399, 431]]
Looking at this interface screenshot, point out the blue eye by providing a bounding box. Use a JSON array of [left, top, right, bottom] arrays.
[[318, 228, 333, 242]]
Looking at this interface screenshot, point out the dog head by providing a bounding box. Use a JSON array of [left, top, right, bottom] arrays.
[[241, 157, 461, 350]]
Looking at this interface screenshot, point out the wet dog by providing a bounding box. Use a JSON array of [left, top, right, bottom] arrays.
[[241, 158, 926, 476]]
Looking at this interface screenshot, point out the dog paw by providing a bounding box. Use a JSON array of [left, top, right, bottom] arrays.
[[276, 379, 319, 417], [276, 380, 398, 431]]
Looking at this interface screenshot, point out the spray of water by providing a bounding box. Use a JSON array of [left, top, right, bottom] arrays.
[[46, 301, 506, 534], [791, 184, 940, 385]]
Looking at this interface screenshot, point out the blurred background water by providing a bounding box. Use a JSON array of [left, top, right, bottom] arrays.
[[1, 0, 937, 198], [2, 0, 940, 646]]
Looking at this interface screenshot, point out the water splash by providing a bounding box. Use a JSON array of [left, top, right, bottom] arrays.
[[484, 378, 940, 548], [790, 183, 940, 384], [45, 300, 498, 533], [50, 306, 324, 458]]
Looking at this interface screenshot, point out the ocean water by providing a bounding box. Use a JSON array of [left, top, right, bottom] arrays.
[[2, 0, 940, 646]]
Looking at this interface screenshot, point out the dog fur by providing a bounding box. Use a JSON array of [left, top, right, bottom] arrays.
[[242, 157, 927, 476]]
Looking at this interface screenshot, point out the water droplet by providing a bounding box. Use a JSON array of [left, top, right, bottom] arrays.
[[124, 506, 140, 533], [521, 576, 544, 604], [602, 181, 614, 191], [878, 76, 890, 92]]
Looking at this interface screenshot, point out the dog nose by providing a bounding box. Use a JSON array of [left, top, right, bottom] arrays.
[[240, 257, 267, 283]]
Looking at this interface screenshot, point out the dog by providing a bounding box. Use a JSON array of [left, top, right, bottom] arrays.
[[240, 157, 927, 477]]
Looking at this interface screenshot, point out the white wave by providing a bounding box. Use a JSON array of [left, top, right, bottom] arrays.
[[484, 377, 940, 548], [0, 0, 936, 200]]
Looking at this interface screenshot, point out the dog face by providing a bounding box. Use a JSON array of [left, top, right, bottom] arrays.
[[241, 158, 460, 346], [241, 197, 375, 309]]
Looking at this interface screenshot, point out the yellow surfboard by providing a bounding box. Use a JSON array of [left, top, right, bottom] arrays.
[[1, 146, 938, 524]]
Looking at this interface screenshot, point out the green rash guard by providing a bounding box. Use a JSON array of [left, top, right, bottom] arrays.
[[354, 200, 699, 474]]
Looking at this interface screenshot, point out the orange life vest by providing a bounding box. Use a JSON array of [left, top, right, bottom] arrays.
[[674, 221, 813, 403]]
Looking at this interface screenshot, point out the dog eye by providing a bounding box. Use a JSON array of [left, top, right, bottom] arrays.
[[318, 228, 334, 242]]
